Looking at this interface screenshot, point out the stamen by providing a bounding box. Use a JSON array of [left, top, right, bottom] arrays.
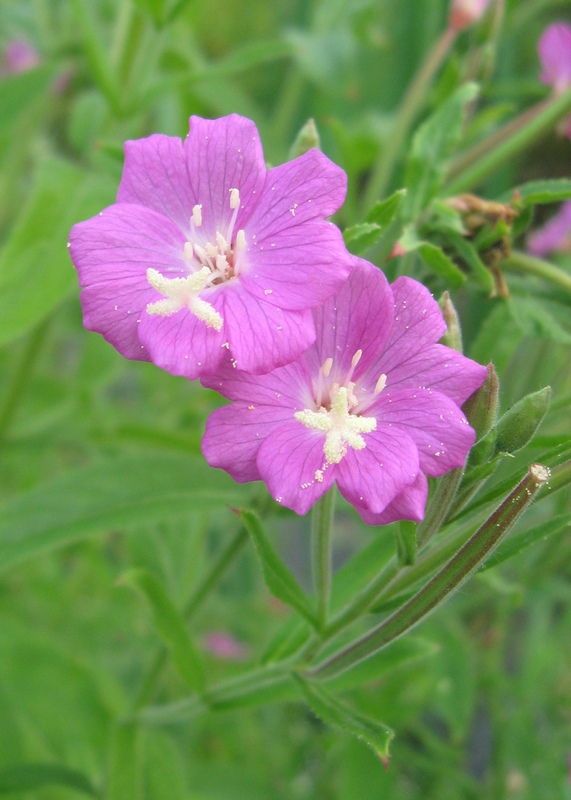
[[351, 349, 362, 368], [322, 358, 333, 377], [229, 188, 240, 209], [183, 241, 194, 262], [235, 229, 247, 251], [216, 232, 229, 253], [374, 373, 387, 395], [192, 204, 202, 227]]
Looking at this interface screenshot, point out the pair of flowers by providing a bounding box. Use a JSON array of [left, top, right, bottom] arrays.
[[69, 114, 486, 524]]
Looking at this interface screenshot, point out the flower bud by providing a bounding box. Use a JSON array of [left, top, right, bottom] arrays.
[[288, 118, 320, 159], [438, 291, 463, 352], [494, 386, 552, 455], [463, 363, 499, 441], [449, 0, 491, 32]]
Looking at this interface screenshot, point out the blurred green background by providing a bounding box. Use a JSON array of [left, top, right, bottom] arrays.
[[0, 0, 570, 798]]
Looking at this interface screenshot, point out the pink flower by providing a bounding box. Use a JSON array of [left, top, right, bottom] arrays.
[[202, 259, 487, 525], [0, 39, 41, 76], [449, 0, 491, 32], [527, 201, 571, 256], [204, 631, 248, 660], [69, 115, 352, 379], [538, 23, 571, 94]]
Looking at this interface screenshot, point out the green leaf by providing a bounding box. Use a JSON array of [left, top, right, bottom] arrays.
[[395, 521, 417, 565], [479, 513, 571, 571], [0, 763, 97, 796], [295, 676, 394, 763], [0, 157, 116, 347], [0, 453, 244, 572], [192, 40, 295, 81], [403, 83, 479, 219], [499, 178, 571, 207], [239, 509, 317, 626], [343, 222, 384, 254], [0, 67, 57, 134], [445, 231, 495, 292], [399, 228, 466, 286], [120, 568, 205, 693], [344, 190, 407, 255], [509, 297, 571, 344], [365, 189, 406, 229], [417, 242, 466, 287], [107, 722, 141, 800]]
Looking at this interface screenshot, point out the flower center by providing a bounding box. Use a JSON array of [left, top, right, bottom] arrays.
[[145, 188, 247, 329], [294, 350, 385, 466]]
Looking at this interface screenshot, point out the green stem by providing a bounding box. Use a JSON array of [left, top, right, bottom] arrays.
[[362, 26, 457, 210], [446, 86, 571, 193], [501, 251, 571, 297], [309, 464, 550, 680], [311, 490, 335, 631], [0, 318, 50, 448], [416, 468, 464, 549], [132, 524, 249, 709]]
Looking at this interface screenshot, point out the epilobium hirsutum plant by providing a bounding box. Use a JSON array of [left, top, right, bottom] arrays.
[[69, 114, 352, 378], [2, 1, 571, 793]]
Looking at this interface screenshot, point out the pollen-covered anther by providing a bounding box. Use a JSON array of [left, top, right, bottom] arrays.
[[229, 188, 240, 209], [192, 204, 202, 227], [146, 267, 223, 331], [374, 373, 387, 395], [294, 385, 376, 465]]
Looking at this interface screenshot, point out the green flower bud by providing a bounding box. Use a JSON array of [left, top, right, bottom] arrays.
[[494, 386, 552, 455], [438, 291, 463, 353], [288, 119, 320, 159], [463, 363, 499, 441]]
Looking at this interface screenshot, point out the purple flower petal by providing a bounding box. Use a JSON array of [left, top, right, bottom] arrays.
[[184, 115, 267, 237], [70, 203, 186, 360], [527, 200, 571, 256], [305, 256, 394, 379], [371, 388, 475, 476], [202, 356, 313, 407], [137, 298, 225, 379], [538, 24, 571, 93], [336, 427, 419, 514], [220, 281, 315, 374], [240, 221, 352, 311], [257, 422, 336, 515], [355, 473, 428, 526], [202, 402, 293, 483], [381, 344, 488, 406]]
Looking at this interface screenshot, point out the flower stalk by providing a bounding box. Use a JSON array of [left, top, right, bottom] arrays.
[[308, 463, 550, 681], [311, 490, 336, 631]]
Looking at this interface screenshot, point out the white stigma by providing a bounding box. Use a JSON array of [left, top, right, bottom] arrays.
[[146, 267, 223, 331], [294, 385, 376, 465]]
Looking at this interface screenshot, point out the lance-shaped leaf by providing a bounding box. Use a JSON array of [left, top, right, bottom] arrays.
[[395, 521, 417, 566], [343, 190, 406, 255], [479, 513, 571, 572], [398, 226, 466, 287], [0, 764, 97, 796], [0, 453, 243, 572], [498, 178, 571, 207], [106, 723, 141, 800], [403, 83, 479, 220], [294, 675, 394, 765], [239, 509, 318, 627], [310, 464, 551, 680], [120, 568, 204, 694]]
